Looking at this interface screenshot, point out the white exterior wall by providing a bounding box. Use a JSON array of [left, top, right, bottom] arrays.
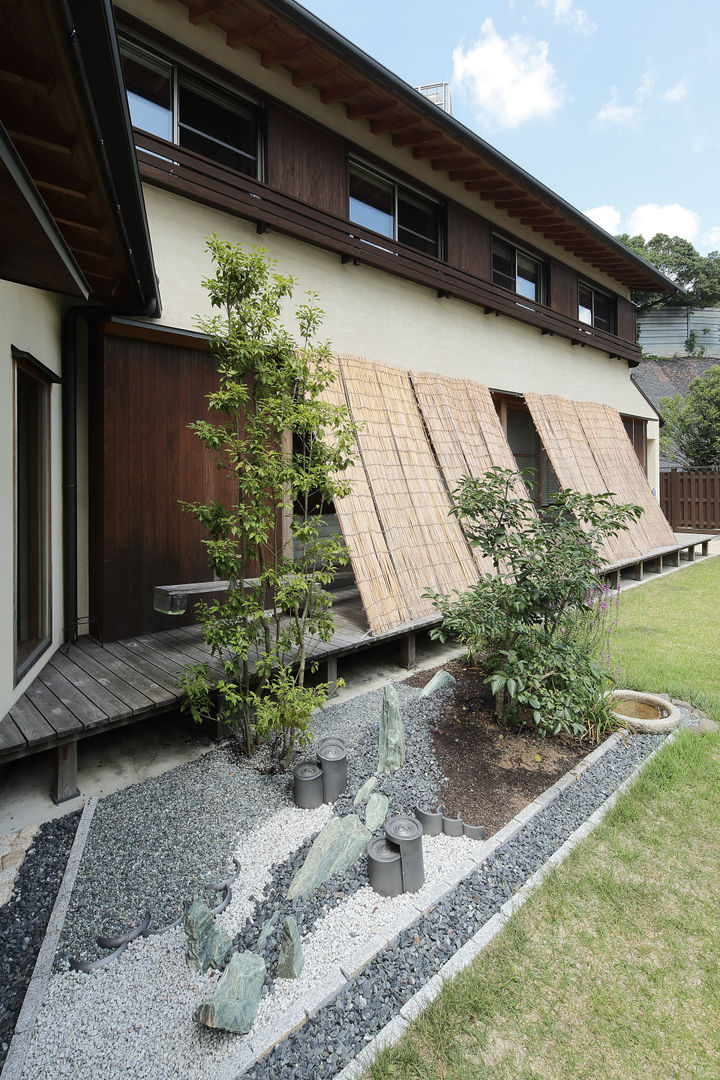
[[0, 282, 65, 717]]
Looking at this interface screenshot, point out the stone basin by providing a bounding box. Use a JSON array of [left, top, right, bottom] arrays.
[[608, 689, 681, 734]]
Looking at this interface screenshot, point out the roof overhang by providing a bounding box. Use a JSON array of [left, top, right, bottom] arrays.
[[0, 0, 159, 310], [175, 0, 676, 296]]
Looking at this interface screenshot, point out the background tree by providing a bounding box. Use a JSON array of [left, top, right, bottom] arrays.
[[181, 238, 356, 767], [617, 232, 720, 310], [659, 365, 720, 467]]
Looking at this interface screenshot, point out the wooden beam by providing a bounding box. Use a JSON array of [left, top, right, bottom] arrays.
[[346, 98, 397, 121], [55, 214, 103, 234], [35, 176, 89, 200], [292, 60, 342, 87], [226, 14, 276, 47], [0, 57, 55, 93], [261, 37, 311, 69], [430, 154, 480, 171], [465, 178, 515, 193], [187, 0, 230, 23], [7, 127, 75, 156], [412, 140, 463, 160], [391, 126, 435, 148], [493, 197, 542, 210], [370, 113, 418, 136], [321, 79, 371, 104], [450, 166, 504, 182]]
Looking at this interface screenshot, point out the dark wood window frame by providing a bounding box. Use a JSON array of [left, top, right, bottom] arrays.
[[621, 414, 648, 474], [579, 279, 617, 334], [492, 233, 547, 306], [13, 346, 59, 682], [348, 156, 444, 259]]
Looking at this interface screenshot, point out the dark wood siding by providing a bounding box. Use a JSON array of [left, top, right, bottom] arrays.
[[266, 102, 346, 216], [550, 259, 577, 318], [89, 328, 235, 642], [446, 203, 491, 279], [621, 415, 647, 473], [617, 297, 637, 345]]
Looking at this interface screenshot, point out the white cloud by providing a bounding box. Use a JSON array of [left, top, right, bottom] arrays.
[[627, 204, 700, 243], [452, 19, 565, 129], [536, 0, 596, 34], [703, 227, 720, 250], [662, 79, 688, 103], [584, 205, 622, 234], [596, 70, 654, 127]]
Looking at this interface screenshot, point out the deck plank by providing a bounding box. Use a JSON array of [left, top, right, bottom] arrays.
[[9, 696, 55, 747], [75, 639, 176, 705], [36, 665, 109, 730], [0, 712, 26, 753], [138, 630, 227, 675], [112, 636, 188, 681], [49, 652, 133, 721], [25, 680, 84, 736], [65, 642, 161, 711]]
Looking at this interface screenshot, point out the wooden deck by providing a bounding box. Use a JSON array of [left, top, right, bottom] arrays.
[[0, 592, 433, 802]]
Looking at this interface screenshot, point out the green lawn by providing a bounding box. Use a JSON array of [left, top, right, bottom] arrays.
[[612, 555, 720, 721], [367, 556, 720, 1080]]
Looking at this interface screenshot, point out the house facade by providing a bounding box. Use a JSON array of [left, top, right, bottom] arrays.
[[1, 0, 676, 723]]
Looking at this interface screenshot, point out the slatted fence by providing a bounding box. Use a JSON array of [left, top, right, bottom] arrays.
[[661, 470, 720, 530]]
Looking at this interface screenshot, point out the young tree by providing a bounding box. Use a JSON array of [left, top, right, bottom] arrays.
[[427, 468, 642, 739], [617, 232, 720, 310], [659, 365, 720, 468], [180, 238, 356, 767]]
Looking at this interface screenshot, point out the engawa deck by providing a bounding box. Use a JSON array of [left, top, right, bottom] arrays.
[[1, 531, 714, 803], [0, 592, 431, 803]]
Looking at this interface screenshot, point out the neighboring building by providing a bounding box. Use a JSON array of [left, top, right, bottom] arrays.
[[632, 355, 719, 469], [1, 0, 677, 726], [637, 306, 720, 359], [415, 82, 453, 114]]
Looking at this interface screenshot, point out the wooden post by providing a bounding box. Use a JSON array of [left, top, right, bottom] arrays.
[[324, 656, 338, 697], [52, 742, 80, 804], [666, 549, 680, 567], [399, 632, 416, 669], [633, 561, 644, 581]]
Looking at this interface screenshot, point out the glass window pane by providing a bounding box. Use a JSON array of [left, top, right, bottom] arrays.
[[579, 284, 593, 325], [178, 84, 257, 174], [397, 191, 439, 256], [516, 252, 540, 301], [16, 367, 49, 673], [120, 48, 172, 141], [506, 408, 538, 456], [593, 290, 615, 332], [349, 167, 394, 238], [492, 238, 515, 292]]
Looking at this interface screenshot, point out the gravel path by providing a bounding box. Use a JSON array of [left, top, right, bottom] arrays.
[[4, 689, 705, 1080]]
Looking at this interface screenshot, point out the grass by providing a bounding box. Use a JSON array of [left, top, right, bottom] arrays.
[[367, 729, 720, 1080], [366, 556, 720, 1080], [611, 555, 720, 721]]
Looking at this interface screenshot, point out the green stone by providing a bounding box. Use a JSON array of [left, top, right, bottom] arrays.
[[287, 815, 371, 899], [365, 792, 389, 832], [256, 909, 280, 950], [421, 670, 457, 697], [194, 951, 266, 1034], [377, 683, 405, 774], [353, 776, 377, 806], [277, 916, 304, 979], [184, 900, 232, 974]]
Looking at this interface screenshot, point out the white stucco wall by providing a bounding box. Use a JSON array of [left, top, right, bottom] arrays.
[[0, 282, 65, 718]]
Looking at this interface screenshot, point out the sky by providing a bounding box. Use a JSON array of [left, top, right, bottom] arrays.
[[300, 0, 720, 253]]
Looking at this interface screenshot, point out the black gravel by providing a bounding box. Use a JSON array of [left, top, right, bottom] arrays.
[[0, 811, 79, 1070], [243, 733, 663, 1080]]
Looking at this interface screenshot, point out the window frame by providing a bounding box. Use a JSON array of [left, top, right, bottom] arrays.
[[119, 35, 264, 180], [491, 234, 546, 305], [502, 401, 561, 509], [348, 156, 444, 259], [578, 279, 617, 334], [13, 347, 58, 682]]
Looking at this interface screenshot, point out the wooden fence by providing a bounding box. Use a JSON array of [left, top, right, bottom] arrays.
[[660, 470, 720, 530]]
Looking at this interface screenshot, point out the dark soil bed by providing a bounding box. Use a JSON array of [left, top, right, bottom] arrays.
[[404, 660, 606, 836]]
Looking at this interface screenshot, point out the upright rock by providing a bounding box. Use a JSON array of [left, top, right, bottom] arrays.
[[365, 792, 389, 832], [353, 776, 377, 806], [287, 815, 372, 899], [377, 683, 405, 774], [185, 900, 232, 973], [277, 916, 304, 979], [421, 669, 456, 697], [195, 951, 266, 1034]]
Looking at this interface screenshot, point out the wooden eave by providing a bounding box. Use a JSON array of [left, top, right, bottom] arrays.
[[0, 0, 154, 306], [176, 0, 675, 296]]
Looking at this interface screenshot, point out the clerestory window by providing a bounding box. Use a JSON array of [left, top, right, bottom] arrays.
[[348, 160, 442, 258], [578, 281, 616, 333], [492, 236, 545, 303], [119, 39, 260, 178]]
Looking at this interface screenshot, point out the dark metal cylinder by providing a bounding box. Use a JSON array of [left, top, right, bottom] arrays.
[[367, 836, 403, 897], [385, 814, 425, 893], [414, 804, 443, 836], [442, 813, 464, 836], [317, 741, 348, 803], [293, 761, 324, 809], [463, 822, 486, 841]]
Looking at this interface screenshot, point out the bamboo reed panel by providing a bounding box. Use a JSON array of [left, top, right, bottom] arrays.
[[318, 360, 411, 634], [526, 393, 676, 563], [411, 372, 526, 573]]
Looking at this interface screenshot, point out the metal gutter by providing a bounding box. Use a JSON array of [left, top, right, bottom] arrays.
[[260, 0, 678, 296]]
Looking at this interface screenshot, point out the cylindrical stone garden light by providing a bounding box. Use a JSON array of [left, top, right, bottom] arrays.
[[385, 813, 425, 893], [316, 737, 348, 803], [367, 836, 404, 897], [293, 761, 324, 808]]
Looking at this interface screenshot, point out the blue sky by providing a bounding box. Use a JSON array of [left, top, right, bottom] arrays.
[[301, 0, 720, 253]]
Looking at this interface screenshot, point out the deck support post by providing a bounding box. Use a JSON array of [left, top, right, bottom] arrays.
[[666, 550, 680, 567], [324, 656, 339, 697], [52, 742, 79, 804], [633, 562, 644, 581], [702, 540, 710, 556], [399, 632, 416, 669]]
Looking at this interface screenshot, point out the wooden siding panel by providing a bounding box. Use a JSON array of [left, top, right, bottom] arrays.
[[91, 331, 236, 642], [617, 297, 637, 345], [446, 203, 490, 279], [266, 102, 347, 216], [550, 259, 577, 318]]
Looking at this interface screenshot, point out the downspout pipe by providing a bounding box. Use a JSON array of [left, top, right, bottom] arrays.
[[62, 299, 157, 645]]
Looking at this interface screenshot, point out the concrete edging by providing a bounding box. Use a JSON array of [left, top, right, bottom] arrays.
[[332, 729, 677, 1080], [0, 798, 98, 1080]]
